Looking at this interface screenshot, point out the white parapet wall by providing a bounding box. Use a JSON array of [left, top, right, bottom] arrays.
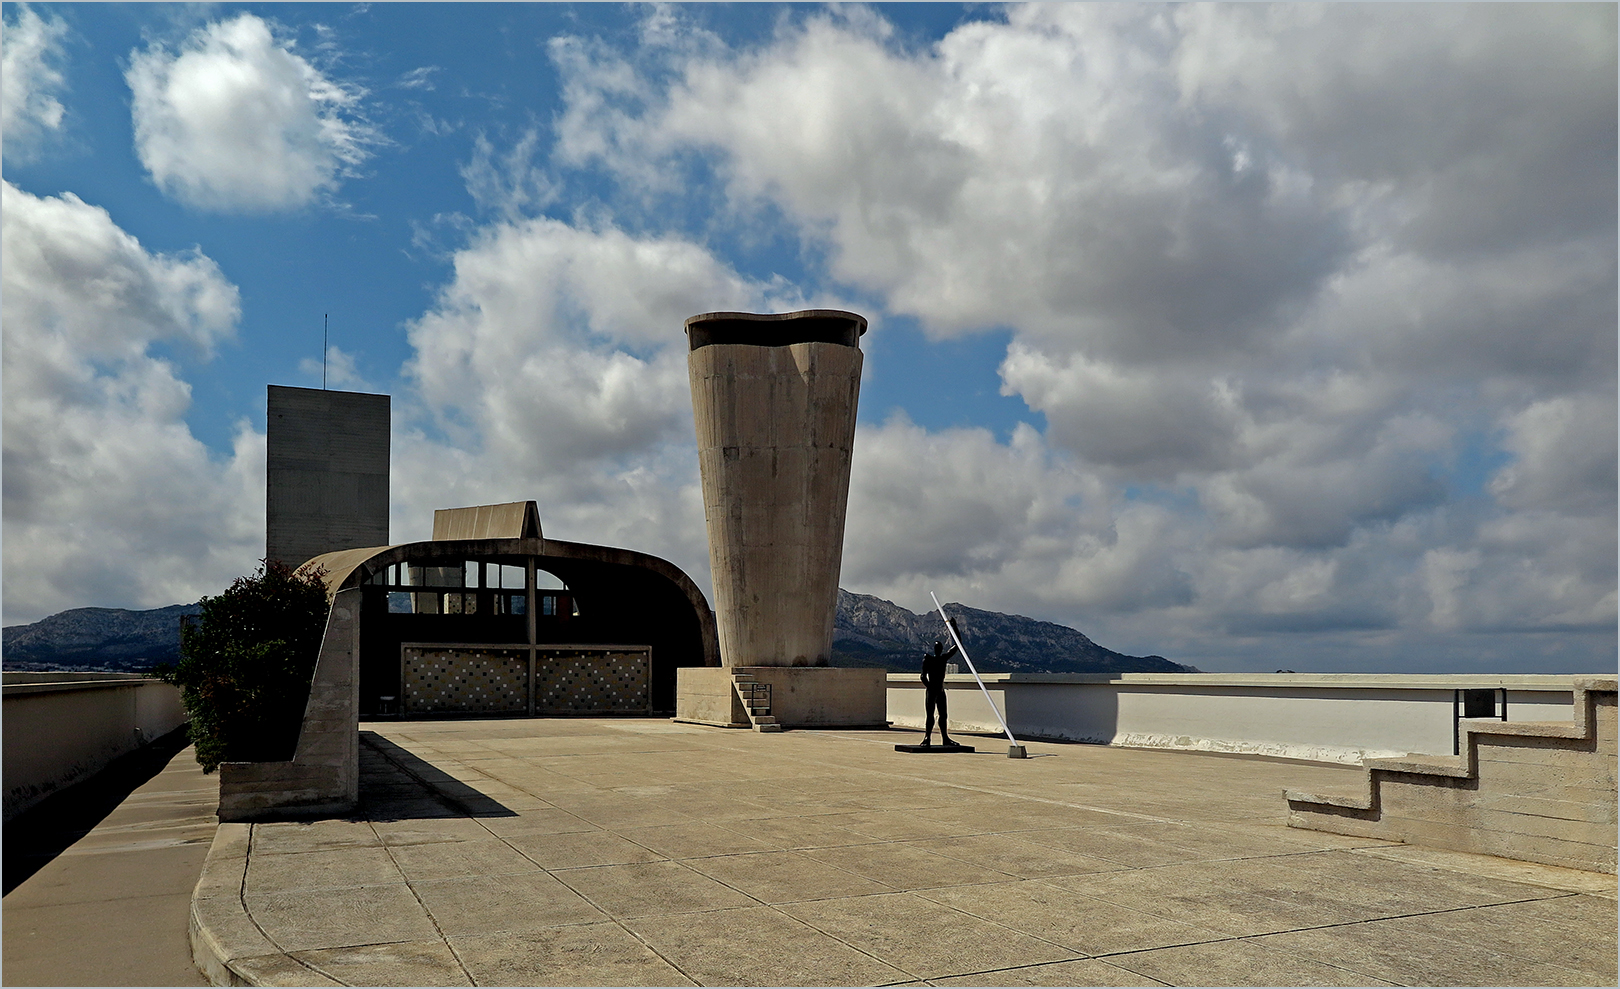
[[887, 673, 1579, 765], [3, 672, 188, 821]]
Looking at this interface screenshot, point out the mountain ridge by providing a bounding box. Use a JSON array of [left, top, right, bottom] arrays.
[[2, 604, 201, 671], [2, 593, 1195, 675], [833, 589, 1197, 674]]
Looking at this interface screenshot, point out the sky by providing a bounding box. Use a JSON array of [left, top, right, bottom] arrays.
[[2, 2, 1615, 675]]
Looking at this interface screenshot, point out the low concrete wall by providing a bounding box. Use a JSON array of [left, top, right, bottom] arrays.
[[888, 673, 1578, 765], [679, 666, 888, 728], [216, 589, 360, 821], [676, 667, 747, 727], [1287, 678, 1617, 873], [751, 667, 887, 727], [3, 673, 187, 821]]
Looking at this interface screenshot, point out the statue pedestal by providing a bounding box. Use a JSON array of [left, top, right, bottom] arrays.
[[675, 666, 887, 729]]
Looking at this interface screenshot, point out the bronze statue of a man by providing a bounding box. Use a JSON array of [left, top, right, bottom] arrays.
[[919, 632, 959, 747]]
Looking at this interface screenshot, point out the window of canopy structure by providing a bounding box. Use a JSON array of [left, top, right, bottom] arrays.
[[376, 559, 576, 617]]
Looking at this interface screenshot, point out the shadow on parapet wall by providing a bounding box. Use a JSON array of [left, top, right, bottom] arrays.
[[3, 724, 192, 895]]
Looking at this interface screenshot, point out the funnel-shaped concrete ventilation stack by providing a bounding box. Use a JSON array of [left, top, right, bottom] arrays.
[[677, 310, 886, 729]]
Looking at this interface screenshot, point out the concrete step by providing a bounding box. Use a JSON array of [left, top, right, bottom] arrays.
[[1286, 676, 1617, 874], [755, 723, 784, 733]]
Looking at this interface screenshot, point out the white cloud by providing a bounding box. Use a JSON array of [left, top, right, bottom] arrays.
[[1489, 395, 1618, 518], [126, 13, 372, 212], [532, 6, 1614, 671], [395, 213, 806, 580], [297, 345, 373, 392], [841, 416, 1193, 619], [1, 181, 262, 626], [1, 4, 69, 157]]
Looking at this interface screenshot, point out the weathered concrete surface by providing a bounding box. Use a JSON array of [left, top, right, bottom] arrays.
[[192, 718, 1617, 987], [4, 743, 216, 986], [674, 666, 748, 727], [686, 311, 864, 669], [1288, 677, 1618, 874], [4, 674, 187, 821], [265, 384, 389, 569], [677, 667, 887, 730], [740, 666, 886, 727], [216, 589, 360, 822], [431, 501, 541, 541]]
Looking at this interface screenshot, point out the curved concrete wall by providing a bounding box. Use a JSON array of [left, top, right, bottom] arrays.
[[688, 311, 864, 667], [3, 674, 187, 820], [888, 673, 1580, 765]]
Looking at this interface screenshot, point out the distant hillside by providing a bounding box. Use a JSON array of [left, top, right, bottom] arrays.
[[3, 592, 1193, 677], [835, 589, 1197, 675], [2, 604, 200, 672]]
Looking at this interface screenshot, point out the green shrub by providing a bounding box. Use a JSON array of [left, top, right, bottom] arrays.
[[158, 560, 330, 773]]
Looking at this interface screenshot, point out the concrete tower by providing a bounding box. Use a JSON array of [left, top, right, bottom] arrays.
[[266, 385, 390, 568], [677, 310, 885, 729]]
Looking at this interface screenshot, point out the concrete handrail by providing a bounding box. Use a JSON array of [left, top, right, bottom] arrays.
[[887, 672, 1582, 765]]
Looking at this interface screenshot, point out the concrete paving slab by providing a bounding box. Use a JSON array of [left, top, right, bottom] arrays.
[[1105, 937, 1396, 986], [927, 957, 1167, 986], [715, 815, 884, 850], [781, 890, 1079, 980], [364, 797, 462, 821], [1393, 894, 1619, 979], [449, 923, 699, 986], [541, 793, 698, 829], [683, 848, 892, 902], [624, 904, 909, 986], [1190, 819, 1397, 853], [245, 843, 404, 891], [1351, 841, 1620, 896], [915, 802, 1116, 835], [243, 882, 440, 952], [917, 880, 1228, 955], [471, 805, 599, 836], [227, 952, 344, 986], [799, 839, 1015, 890], [293, 939, 472, 987], [808, 810, 976, 841], [1014, 826, 1208, 868], [181, 718, 1618, 986], [3, 742, 214, 987], [647, 796, 787, 821], [1229, 848, 1570, 915], [551, 860, 759, 917], [1250, 917, 1604, 987], [1043, 866, 1373, 936], [504, 828, 667, 869], [6, 892, 209, 985], [411, 870, 607, 935], [14, 838, 215, 904], [246, 818, 384, 855], [369, 816, 492, 845], [615, 821, 778, 858], [906, 832, 1127, 879], [387, 836, 545, 882]]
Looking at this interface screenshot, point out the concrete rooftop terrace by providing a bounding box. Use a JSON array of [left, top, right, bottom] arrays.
[[189, 718, 1617, 987]]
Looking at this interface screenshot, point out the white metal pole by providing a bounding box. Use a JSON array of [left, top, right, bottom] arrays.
[[931, 592, 1019, 747]]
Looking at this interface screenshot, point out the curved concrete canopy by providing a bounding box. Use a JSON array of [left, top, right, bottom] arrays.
[[301, 536, 719, 671]]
